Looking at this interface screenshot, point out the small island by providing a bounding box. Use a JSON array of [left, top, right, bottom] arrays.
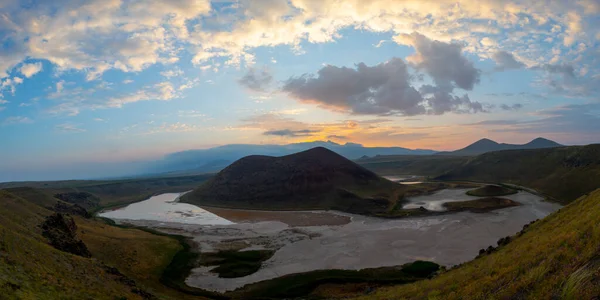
[[443, 197, 521, 213], [466, 185, 518, 197]]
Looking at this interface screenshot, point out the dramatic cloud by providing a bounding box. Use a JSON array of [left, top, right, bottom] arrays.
[[399, 32, 480, 90], [19, 62, 43, 78], [238, 67, 274, 92], [283, 57, 486, 116], [283, 58, 424, 115], [492, 51, 525, 70], [263, 129, 321, 137], [0, 1, 595, 84]]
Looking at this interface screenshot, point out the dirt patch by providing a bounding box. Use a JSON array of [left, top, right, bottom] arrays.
[[201, 206, 351, 226]]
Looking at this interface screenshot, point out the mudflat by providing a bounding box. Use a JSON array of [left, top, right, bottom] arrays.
[[201, 206, 351, 226]]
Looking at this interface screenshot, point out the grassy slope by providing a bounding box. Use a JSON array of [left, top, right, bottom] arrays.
[[354, 188, 600, 300], [465, 185, 517, 197], [0, 189, 207, 300], [357, 155, 470, 176], [1, 174, 214, 213], [437, 144, 600, 204]]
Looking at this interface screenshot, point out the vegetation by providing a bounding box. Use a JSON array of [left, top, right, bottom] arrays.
[[466, 185, 518, 197], [0, 189, 209, 300], [357, 155, 469, 176], [229, 261, 440, 299], [437, 144, 600, 204], [0, 174, 214, 214], [352, 188, 600, 299], [443, 197, 521, 213], [200, 250, 275, 278]]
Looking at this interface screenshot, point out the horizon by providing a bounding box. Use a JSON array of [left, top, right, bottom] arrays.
[[1, 0, 600, 181]]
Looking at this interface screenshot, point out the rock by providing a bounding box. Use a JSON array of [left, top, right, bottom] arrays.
[[40, 213, 91, 258]]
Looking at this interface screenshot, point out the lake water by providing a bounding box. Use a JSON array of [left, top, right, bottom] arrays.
[[98, 192, 234, 225], [403, 188, 483, 211], [99, 189, 562, 292]]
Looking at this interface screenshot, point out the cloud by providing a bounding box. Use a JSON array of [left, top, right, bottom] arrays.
[[492, 51, 525, 70], [238, 67, 273, 92], [123, 79, 134, 84], [106, 81, 177, 108], [536, 64, 576, 78], [283, 58, 423, 115], [399, 32, 480, 90], [55, 123, 86, 133], [500, 103, 524, 111], [19, 62, 43, 78], [263, 129, 321, 137], [283, 57, 485, 116], [3, 116, 33, 125], [1, 76, 23, 95], [160, 68, 184, 78], [327, 135, 348, 140]]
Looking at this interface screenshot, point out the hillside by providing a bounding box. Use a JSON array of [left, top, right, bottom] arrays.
[[181, 147, 405, 214], [437, 144, 600, 203], [438, 137, 562, 156], [0, 189, 205, 300], [0, 174, 214, 213], [350, 188, 600, 299], [357, 155, 470, 176]]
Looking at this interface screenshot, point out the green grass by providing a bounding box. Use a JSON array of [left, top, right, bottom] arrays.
[[443, 197, 521, 213], [465, 185, 518, 197], [357, 155, 470, 177], [230, 261, 440, 299], [0, 189, 213, 300], [437, 144, 600, 204], [353, 188, 600, 299]]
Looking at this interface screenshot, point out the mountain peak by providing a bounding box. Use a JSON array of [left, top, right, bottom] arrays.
[[474, 138, 499, 145], [526, 137, 562, 147]]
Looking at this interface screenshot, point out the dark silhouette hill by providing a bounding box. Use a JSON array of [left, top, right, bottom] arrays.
[[181, 147, 404, 214], [437, 144, 600, 203], [438, 137, 562, 156]]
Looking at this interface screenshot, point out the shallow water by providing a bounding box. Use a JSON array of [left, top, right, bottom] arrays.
[[403, 188, 482, 211], [100, 190, 561, 292], [98, 193, 234, 225]]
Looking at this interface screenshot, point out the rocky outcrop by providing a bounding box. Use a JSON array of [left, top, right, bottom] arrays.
[[52, 202, 91, 218], [40, 213, 91, 258]]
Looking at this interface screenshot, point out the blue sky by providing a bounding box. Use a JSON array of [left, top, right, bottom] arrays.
[[1, 0, 600, 181]]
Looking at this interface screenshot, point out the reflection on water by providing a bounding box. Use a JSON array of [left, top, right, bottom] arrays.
[[98, 192, 234, 225], [382, 175, 423, 185], [403, 189, 482, 211]]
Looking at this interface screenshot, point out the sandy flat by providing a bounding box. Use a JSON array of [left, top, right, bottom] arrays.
[[201, 206, 352, 226]]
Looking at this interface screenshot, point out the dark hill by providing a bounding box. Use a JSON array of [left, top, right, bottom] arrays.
[[181, 147, 404, 214], [437, 144, 600, 203], [439, 137, 563, 156]]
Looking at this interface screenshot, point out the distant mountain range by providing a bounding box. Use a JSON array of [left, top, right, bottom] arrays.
[[145, 141, 436, 175], [437, 137, 563, 156]]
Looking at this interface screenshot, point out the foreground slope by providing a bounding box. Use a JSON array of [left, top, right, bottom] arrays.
[[0, 189, 203, 299], [182, 147, 404, 214], [437, 144, 600, 203], [354, 188, 600, 299]]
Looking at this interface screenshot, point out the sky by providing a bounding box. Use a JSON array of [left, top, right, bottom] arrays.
[[1, 0, 600, 181]]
